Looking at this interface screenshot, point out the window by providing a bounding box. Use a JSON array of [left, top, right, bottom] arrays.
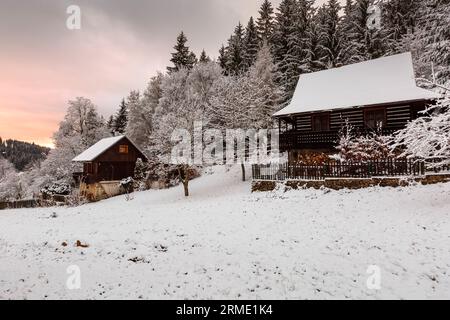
[[279, 118, 294, 133], [312, 114, 330, 132], [119, 145, 129, 154], [365, 108, 386, 129]]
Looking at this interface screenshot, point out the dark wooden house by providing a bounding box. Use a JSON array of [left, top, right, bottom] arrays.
[[72, 135, 148, 201], [274, 53, 439, 158], [72, 135, 147, 184]]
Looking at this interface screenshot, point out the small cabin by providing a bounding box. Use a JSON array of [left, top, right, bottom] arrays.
[[273, 52, 440, 162], [72, 135, 147, 200]]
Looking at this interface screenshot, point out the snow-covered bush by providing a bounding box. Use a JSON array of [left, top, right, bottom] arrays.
[[333, 122, 393, 163], [133, 158, 150, 191], [119, 177, 134, 193], [40, 183, 71, 197], [37, 97, 110, 186], [391, 96, 450, 169]]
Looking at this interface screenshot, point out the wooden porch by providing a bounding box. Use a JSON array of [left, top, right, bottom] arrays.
[[278, 128, 400, 151]]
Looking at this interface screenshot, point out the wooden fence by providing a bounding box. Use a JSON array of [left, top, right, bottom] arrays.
[[0, 199, 39, 210], [252, 159, 425, 181]]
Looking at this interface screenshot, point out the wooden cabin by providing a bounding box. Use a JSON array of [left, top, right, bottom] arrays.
[[72, 135, 147, 200], [273, 52, 440, 160]]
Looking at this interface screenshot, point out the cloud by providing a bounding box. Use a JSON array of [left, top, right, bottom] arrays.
[[0, 0, 335, 146]]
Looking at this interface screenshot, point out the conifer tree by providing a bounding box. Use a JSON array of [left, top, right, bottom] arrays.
[[272, 0, 297, 66], [256, 0, 275, 42], [113, 99, 128, 134], [283, 0, 314, 96], [243, 17, 260, 70], [167, 31, 197, 73], [319, 0, 343, 68], [107, 115, 115, 135], [300, 12, 326, 74], [381, 0, 420, 55], [199, 50, 211, 63], [218, 45, 228, 73], [226, 22, 246, 75]]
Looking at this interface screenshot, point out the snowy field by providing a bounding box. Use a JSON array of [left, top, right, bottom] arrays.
[[0, 165, 449, 300]]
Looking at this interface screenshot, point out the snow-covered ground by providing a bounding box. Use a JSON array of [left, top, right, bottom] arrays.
[[0, 165, 449, 300]]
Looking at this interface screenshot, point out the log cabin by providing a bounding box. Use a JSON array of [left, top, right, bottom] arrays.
[[273, 52, 440, 162], [72, 135, 147, 200]]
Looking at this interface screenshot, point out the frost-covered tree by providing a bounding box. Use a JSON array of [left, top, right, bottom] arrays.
[[151, 62, 223, 196], [0, 158, 21, 201], [126, 74, 163, 149], [37, 97, 109, 187], [167, 31, 197, 73], [391, 95, 450, 169], [133, 158, 150, 191], [247, 42, 285, 127], [209, 43, 283, 180], [256, 0, 275, 42], [401, 0, 450, 83]]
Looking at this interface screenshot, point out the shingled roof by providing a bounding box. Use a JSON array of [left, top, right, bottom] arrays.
[[274, 52, 439, 117], [72, 136, 146, 162]]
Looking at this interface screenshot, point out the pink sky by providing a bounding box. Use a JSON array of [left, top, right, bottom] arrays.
[[0, 0, 332, 148]]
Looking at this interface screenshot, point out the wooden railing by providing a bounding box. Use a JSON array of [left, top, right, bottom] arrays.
[[252, 159, 425, 181], [279, 128, 400, 151]]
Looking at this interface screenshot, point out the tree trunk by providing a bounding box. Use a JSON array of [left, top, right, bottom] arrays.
[[179, 165, 190, 197], [241, 163, 246, 182], [183, 180, 189, 197]]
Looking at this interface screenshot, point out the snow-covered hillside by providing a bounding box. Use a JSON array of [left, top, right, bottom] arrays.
[[0, 165, 449, 300]]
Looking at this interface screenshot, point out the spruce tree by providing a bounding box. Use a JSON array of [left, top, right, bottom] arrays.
[[340, 0, 357, 65], [300, 12, 326, 74], [226, 22, 246, 75], [283, 0, 314, 96], [199, 50, 211, 63], [409, 0, 450, 83], [107, 115, 115, 135], [167, 31, 196, 73], [113, 99, 128, 134], [319, 0, 343, 68], [272, 0, 297, 66], [381, 0, 420, 55], [256, 0, 275, 42], [218, 45, 228, 73], [243, 17, 260, 70], [351, 0, 384, 62]]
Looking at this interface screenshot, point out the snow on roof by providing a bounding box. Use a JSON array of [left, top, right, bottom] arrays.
[[72, 135, 128, 162], [274, 52, 440, 117]]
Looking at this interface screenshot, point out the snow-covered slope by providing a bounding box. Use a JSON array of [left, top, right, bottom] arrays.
[[0, 165, 449, 299]]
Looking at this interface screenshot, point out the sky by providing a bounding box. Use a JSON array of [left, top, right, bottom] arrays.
[[0, 0, 333, 148]]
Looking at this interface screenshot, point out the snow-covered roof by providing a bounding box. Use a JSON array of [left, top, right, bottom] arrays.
[[72, 136, 145, 162], [274, 52, 440, 117]]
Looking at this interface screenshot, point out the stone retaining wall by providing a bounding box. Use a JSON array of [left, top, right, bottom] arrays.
[[252, 173, 450, 192]]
